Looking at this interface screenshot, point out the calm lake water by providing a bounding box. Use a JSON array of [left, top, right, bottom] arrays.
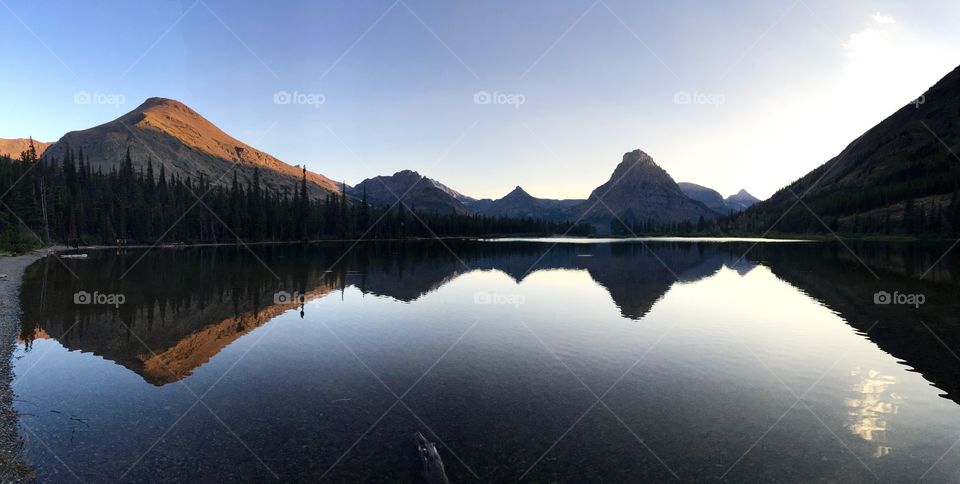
[[12, 239, 960, 482]]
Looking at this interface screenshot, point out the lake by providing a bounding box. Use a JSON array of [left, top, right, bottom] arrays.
[[12, 239, 960, 482]]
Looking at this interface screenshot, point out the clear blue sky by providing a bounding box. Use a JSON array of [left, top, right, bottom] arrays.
[[2, 0, 959, 199]]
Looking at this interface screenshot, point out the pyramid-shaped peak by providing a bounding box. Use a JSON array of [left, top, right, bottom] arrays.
[[608, 148, 663, 180], [501, 185, 536, 201], [622, 149, 655, 164], [728, 189, 759, 202]]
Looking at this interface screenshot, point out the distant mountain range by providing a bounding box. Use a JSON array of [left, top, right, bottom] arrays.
[[347, 170, 472, 215], [3, 97, 764, 232], [346, 149, 734, 231], [339, 64, 960, 235], [6, 63, 960, 237], [678, 182, 759, 215], [466, 186, 582, 221], [346, 172, 582, 221], [743, 64, 960, 234]]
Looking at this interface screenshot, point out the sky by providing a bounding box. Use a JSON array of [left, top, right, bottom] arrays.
[[2, 0, 960, 200]]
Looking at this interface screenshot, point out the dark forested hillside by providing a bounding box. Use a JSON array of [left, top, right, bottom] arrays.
[[737, 64, 960, 236]]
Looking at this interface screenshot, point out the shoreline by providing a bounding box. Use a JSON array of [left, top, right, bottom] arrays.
[[0, 248, 61, 482], [28, 233, 945, 254]]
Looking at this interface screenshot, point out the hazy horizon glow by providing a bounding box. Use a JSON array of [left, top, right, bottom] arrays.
[[2, 0, 959, 200]]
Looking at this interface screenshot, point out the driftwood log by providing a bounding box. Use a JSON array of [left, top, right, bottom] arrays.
[[415, 432, 450, 484]]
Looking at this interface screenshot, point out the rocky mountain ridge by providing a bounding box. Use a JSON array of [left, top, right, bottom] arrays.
[[41, 97, 340, 198]]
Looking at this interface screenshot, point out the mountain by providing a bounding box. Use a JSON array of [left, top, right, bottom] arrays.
[[348, 170, 471, 214], [462, 198, 494, 213], [578, 149, 717, 231], [724, 189, 760, 212], [679, 183, 760, 215], [678, 182, 727, 214], [477, 186, 582, 221], [0, 138, 51, 158], [742, 64, 960, 234], [41, 97, 339, 197], [429, 178, 476, 204]]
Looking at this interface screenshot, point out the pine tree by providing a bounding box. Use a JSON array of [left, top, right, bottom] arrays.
[[339, 181, 348, 238], [359, 185, 370, 234], [297, 166, 309, 241]]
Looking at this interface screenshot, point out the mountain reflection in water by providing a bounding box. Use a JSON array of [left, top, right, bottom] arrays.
[[20, 241, 960, 397], [20, 242, 739, 385], [13, 239, 960, 482]]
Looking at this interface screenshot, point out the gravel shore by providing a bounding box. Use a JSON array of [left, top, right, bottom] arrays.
[[0, 251, 50, 483]]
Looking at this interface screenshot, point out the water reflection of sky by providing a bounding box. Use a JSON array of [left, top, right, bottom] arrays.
[[846, 367, 902, 458]]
